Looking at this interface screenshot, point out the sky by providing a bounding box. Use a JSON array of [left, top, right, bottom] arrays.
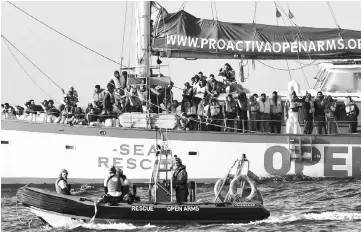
[[1, 1, 361, 106]]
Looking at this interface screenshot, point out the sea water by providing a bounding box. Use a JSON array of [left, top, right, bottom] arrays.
[[2, 177, 361, 232]]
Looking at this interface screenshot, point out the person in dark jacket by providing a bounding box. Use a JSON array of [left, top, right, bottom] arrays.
[[55, 169, 71, 195], [341, 96, 359, 133], [172, 156, 188, 203], [302, 93, 314, 134], [314, 91, 327, 134]]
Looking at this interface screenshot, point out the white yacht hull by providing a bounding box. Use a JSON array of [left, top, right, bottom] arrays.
[[1, 120, 360, 184]]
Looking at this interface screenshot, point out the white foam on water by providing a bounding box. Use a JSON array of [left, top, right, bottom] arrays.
[[65, 221, 156, 230], [248, 211, 361, 225]]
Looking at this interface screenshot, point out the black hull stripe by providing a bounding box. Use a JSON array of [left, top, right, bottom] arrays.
[[1, 119, 361, 144]]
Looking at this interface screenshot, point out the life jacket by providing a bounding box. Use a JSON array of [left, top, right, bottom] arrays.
[[287, 100, 299, 112], [121, 179, 132, 195], [106, 175, 122, 195], [210, 104, 221, 116], [258, 99, 271, 113], [270, 96, 282, 114], [314, 98, 325, 116], [237, 98, 248, 111], [197, 103, 209, 116], [249, 101, 259, 112], [55, 177, 68, 194], [185, 102, 197, 115], [110, 75, 122, 89], [207, 80, 218, 92], [172, 165, 188, 190], [183, 87, 192, 97], [345, 103, 356, 115], [93, 89, 106, 103], [225, 100, 236, 113], [195, 85, 206, 99], [324, 101, 336, 118]]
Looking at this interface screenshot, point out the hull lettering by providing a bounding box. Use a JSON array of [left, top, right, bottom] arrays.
[[264, 145, 361, 176]]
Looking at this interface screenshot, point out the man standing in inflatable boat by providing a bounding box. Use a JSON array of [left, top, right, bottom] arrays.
[[172, 156, 188, 202]]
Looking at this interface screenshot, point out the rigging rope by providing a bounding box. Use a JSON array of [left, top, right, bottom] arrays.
[[327, 1, 340, 29], [213, 1, 219, 21], [7, 1, 127, 68], [182, 2, 188, 10], [274, 2, 293, 80], [252, 1, 258, 24], [2, 35, 63, 91], [210, 2, 215, 21], [2, 36, 60, 103], [256, 59, 317, 71], [178, 1, 185, 12], [120, 1, 128, 69]]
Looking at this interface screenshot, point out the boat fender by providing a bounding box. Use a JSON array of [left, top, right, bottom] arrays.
[[214, 174, 234, 202], [229, 175, 257, 201]]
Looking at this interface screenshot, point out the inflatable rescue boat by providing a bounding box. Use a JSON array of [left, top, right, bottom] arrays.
[[16, 138, 270, 227]]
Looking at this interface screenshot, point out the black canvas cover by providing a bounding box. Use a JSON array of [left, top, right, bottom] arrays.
[[152, 8, 361, 60]]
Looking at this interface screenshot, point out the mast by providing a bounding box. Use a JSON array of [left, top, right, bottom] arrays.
[[135, 1, 151, 112]]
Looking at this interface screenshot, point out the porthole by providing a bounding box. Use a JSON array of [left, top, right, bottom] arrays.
[[100, 131, 106, 135]]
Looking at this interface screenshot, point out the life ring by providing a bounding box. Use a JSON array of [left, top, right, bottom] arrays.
[[287, 80, 301, 96], [214, 174, 234, 202], [229, 174, 257, 201]]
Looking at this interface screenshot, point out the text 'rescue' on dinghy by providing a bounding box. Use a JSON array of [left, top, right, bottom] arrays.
[[17, 136, 270, 227]]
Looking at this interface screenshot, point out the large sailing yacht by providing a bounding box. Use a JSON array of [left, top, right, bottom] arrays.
[[1, 2, 361, 185]]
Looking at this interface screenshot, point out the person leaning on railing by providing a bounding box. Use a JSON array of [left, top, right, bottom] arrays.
[[269, 91, 283, 134], [196, 98, 210, 131], [314, 91, 328, 134], [341, 96, 359, 133], [236, 92, 249, 133], [324, 95, 338, 134], [258, 93, 271, 133], [207, 98, 223, 132], [302, 93, 314, 135], [224, 94, 237, 132], [248, 95, 260, 132]]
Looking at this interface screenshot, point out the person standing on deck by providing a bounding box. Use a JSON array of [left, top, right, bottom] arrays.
[[285, 91, 302, 134], [302, 93, 314, 134], [236, 92, 249, 133], [197, 98, 210, 131], [258, 93, 271, 133], [224, 94, 237, 132], [324, 95, 338, 134], [109, 70, 126, 90], [55, 169, 71, 195], [270, 91, 283, 134], [93, 85, 106, 111], [208, 98, 223, 131], [172, 157, 188, 203], [314, 91, 327, 134], [342, 96, 359, 133], [248, 95, 260, 132]]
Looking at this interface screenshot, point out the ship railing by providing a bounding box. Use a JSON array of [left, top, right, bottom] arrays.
[[2, 111, 360, 134]]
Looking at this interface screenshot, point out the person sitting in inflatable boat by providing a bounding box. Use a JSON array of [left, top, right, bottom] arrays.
[[100, 166, 123, 204], [120, 174, 141, 204], [55, 169, 71, 195]]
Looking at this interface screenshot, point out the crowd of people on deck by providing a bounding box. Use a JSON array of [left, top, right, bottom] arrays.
[[1, 63, 360, 134]]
